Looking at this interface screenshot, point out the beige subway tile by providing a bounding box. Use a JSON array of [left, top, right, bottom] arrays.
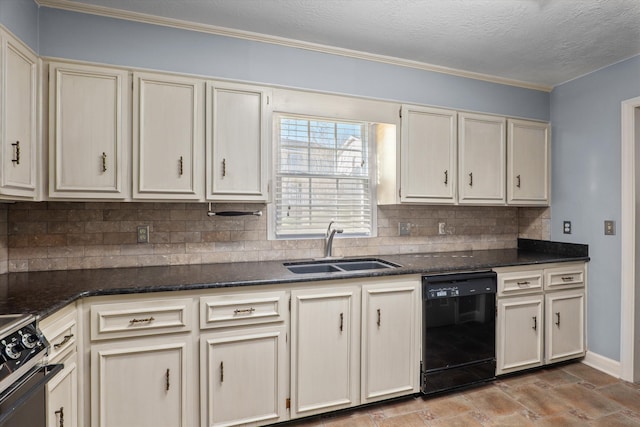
[[104, 209, 138, 221], [47, 246, 85, 258], [137, 209, 171, 221], [28, 257, 68, 272], [8, 259, 28, 272], [67, 233, 104, 246], [28, 209, 69, 222], [185, 242, 216, 253], [84, 245, 121, 257], [150, 232, 171, 244], [201, 231, 231, 242], [170, 231, 202, 243], [68, 209, 103, 222], [184, 220, 216, 232], [153, 243, 186, 255], [169, 253, 202, 265], [85, 221, 122, 233], [103, 232, 137, 245], [214, 241, 245, 252], [67, 257, 105, 270], [48, 222, 85, 234], [153, 221, 186, 232], [138, 255, 171, 267], [243, 240, 272, 251], [229, 230, 263, 241], [120, 244, 155, 256], [100, 256, 139, 269], [30, 234, 68, 247], [170, 209, 203, 221]]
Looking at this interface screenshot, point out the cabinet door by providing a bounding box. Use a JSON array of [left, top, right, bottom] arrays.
[[47, 354, 78, 427], [496, 294, 544, 375], [1, 33, 38, 199], [507, 119, 550, 205], [206, 82, 271, 201], [545, 290, 585, 364], [49, 62, 129, 199], [290, 286, 360, 418], [91, 337, 192, 427], [133, 72, 203, 199], [458, 113, 506, 204], [201, 326, 287, 427], [361, 279, 420, 403], [400, 105, 456, 203]]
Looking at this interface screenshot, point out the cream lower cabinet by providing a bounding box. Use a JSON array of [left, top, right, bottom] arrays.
[[42, 303, 80, 427], [47, 353, 79, 427], [200, 326, 287, 427], [496, 294, 544, 375], [290, 285, 360, 418], [199, 290, 288, 427], [91, 336, 193, 427], [496, 262, 586, 375], [361, 279, 420, 403], [545, 289, 585, 364]]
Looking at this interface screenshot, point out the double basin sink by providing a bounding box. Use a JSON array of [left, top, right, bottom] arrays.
[[285, 258, 400, 274]]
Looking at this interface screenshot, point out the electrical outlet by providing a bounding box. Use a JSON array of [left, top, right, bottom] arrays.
[[604, 220, 616, 235], [438, 222, 446, 235], [137, 225, 150, 243], [399, 222, 410, 236], [563, 221, 572, 234]]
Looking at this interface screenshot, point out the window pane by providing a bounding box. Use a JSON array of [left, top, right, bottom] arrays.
[[275, 115, 371, 238]]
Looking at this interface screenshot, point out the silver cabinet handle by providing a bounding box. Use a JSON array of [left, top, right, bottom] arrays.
[[469, 172, 473, 187], [516, 174, 521, 188], [53, 334, 74, 349], [233, 307, 256, 315], [517, 281, 531, 286], [101, 152, 107, 172], [532, 316, 537, 331], [129, 316, 155, 325], [55, 407, 64, 427], [11, 141, 20, 165]]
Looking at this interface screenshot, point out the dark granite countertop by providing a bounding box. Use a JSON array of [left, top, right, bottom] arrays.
[[0, 239, 588, 319]]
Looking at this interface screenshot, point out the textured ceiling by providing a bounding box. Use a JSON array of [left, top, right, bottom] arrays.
[[45, 0, 640, 88]]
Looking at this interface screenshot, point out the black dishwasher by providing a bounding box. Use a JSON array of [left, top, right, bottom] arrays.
[[421, 271, 497, 395]]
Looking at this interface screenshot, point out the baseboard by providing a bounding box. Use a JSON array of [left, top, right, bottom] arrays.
[[582, 351, 622, 378]]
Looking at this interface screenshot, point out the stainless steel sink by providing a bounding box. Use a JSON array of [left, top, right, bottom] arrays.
[[285, 258, 400, 274]]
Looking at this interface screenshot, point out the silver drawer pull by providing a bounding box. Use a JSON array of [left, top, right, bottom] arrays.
[[129, 316, 155, 325], [561, 276, 575, 281], [517, 281, 531, 286], [233, 308, 256, 315], [53, 334, 74, 349]]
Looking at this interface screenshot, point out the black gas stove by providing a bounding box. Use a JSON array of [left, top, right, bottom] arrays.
[[0, 315, 49, 395], [0, 314, 59, 427]]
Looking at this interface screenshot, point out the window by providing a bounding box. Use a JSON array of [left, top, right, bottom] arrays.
[[273, 114, 374, 238]]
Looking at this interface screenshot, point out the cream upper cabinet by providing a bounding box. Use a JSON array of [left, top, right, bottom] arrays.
[[290, 285, 360, 418], [507, 119, 550, 205], [400, 105, 457, 204], [206, 82, 271, 202], [49, 62, 129, 199], [133, 72, 204, 199], [361, 278, 420, 404], [0, 30, 38, 199], [458, 112, 506, 204]]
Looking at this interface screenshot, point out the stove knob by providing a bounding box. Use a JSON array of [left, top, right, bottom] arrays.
[[19, 330, 38, 349], [2, 340, 21, 360]]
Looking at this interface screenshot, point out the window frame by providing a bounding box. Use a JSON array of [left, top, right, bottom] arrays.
[[268, 112, 378, 240]]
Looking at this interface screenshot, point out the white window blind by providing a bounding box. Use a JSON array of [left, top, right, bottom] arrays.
[[274, 114, 372, 238]]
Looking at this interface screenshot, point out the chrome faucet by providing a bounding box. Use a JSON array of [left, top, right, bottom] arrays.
[[324, 220, 344, 258]]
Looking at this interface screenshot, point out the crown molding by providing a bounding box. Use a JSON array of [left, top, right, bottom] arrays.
[[37, 0, 553, 92]]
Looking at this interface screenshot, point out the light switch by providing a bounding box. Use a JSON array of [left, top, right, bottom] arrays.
[[604, 220, 615, 236]]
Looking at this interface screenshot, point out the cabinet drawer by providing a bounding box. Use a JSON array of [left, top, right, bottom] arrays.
[[497, 270, 543, 296], [91, 298, 193, 341], [545, 264, 585, 290], [200, 291, 287, 329], [40, 304, 78, 363]]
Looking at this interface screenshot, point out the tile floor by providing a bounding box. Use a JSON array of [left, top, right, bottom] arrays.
[[281, 362, 640, 426]]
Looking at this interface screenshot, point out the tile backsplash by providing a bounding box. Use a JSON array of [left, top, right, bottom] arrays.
[[0, 202, 550, 273]]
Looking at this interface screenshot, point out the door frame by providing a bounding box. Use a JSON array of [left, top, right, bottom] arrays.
[[621, 95, 640, 382]]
